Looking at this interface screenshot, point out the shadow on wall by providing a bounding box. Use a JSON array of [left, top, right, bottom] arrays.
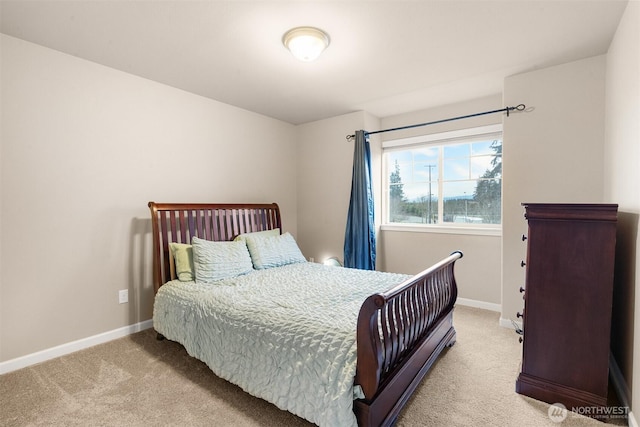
[[610, 210, 638, 405], [128, 216, 154, 324]]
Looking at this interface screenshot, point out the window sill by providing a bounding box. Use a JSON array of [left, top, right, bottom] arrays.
[[380, 223, 502, 237]]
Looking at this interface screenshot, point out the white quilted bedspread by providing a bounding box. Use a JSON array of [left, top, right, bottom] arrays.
[[153, 262, 410, 426]]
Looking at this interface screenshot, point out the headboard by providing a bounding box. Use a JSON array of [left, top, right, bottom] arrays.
[[148, 202, 282, 293]]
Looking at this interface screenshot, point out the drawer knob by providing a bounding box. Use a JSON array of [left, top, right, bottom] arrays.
[[519, 337, 523, 343], [521, 260, 526, 267], [519, 286, 525, 293], [522, 234, 527, 241], [516, 311, 523, 318]]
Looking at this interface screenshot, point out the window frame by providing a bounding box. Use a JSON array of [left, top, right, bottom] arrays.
[[381, 124, 503, 236]]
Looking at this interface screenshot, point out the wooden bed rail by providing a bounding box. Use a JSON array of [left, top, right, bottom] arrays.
[[148, 202, 281, 292], [355, 251, 462, 401]]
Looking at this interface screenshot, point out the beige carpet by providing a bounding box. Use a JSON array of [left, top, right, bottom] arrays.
[[0, 306, 628, 426]]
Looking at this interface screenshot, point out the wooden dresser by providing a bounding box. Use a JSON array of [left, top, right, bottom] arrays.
[[515, 203, 617, 410]]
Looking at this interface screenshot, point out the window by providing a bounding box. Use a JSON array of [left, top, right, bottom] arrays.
[[383, 124, 502, 230]]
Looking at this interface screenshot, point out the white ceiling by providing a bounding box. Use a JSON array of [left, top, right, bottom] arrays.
[[0, 0, 629, 125]]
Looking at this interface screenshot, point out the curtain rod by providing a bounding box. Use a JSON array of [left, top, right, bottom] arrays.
[[346, 104, 525, 141]]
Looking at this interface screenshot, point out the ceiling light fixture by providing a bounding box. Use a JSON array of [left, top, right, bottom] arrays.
[[282, 26, 330, 62]]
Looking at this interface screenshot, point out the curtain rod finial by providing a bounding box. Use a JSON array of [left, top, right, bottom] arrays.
[[506, 103, 526, 117]]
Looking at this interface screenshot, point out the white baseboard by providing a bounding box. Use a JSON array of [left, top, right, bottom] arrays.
[[0, 319, 153, 375], [456, 297, 501, 312]]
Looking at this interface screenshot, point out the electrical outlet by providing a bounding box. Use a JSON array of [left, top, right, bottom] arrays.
[[118, 289, 129, 304]]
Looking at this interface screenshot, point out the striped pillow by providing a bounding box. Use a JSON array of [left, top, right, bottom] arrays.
[[244, 232, 306, 270], [192, 237, 253, 283]]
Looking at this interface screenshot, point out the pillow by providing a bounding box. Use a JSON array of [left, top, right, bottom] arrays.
[[191, 236, 253, 283], [244, 232, 306, 270], [233, 228, 281, 242], [169, 242, 194, 282]]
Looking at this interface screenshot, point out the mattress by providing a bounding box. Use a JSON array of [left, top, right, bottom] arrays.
[[153, 262, 410, 426]]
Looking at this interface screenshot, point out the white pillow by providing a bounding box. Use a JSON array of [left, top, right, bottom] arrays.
[[192, 236, 253, 283], [244, 232, 307, 270]]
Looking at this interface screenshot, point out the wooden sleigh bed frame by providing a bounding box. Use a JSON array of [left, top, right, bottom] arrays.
[[149, 201, 462, 427]]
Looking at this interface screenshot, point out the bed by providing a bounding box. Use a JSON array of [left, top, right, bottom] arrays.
[[149, 201, 462, 427]]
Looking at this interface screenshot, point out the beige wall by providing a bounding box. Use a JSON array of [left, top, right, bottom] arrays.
[[380, 231, 501, 305], [502, 55, 607, 327], [603, 0, 640, 417], [0, 35, 297, 362], [295, 111, 380, 264], [377, 95, 504, 306]]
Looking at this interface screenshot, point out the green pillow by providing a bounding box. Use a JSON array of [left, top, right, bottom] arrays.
[[169, 242, 194, 282]]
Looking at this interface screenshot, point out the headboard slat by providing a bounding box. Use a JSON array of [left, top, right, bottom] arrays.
[[252, 210, 257, 231], [230, 211, 237, 239], [187, 210, 195, 243], [159, 210, 170, 287], [169, 212, 177, 244], [243, 210, 251, 234], [230, 210, 235, 237], [204, 209, 212, 241], [178, 210, 187, 244], [194, 210, 203, 240], [214, 210, 222, 241], [148, 202, 282, 293]]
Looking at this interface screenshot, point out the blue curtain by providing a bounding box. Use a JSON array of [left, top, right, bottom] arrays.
[[344, 130, 376, 270]]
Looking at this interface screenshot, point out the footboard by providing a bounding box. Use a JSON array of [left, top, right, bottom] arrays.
[[354, 251, 462, 426]]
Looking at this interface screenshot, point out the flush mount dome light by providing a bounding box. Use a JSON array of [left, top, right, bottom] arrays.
[[282, 26, 330, 62]]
